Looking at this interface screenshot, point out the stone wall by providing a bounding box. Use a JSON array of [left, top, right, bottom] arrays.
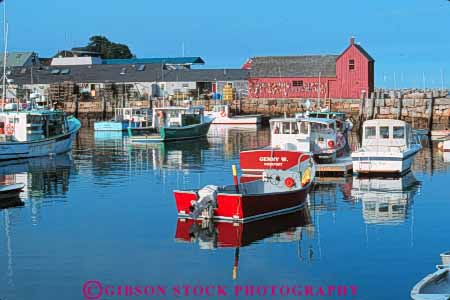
[[63, 91, 450, 130]]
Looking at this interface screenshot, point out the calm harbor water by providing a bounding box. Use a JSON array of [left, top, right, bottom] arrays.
[[0, 126, 449, 300]]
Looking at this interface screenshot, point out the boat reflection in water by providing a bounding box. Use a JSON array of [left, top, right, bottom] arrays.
[[128, 138, 211, 170], [175, 207, 313, 279], [351, 172, 421, 225], [0, 154, 73, 213], [175, 208, 312, 249], [443, 152, 450, 163]]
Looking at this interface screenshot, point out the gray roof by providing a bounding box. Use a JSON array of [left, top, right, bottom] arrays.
[[8, 64, 248, 85], [250, 55, 338, 78], [0, 52, 37, 67], [163, 69, 249, 82]]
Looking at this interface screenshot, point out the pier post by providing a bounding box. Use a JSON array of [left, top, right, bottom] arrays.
[[102, 95, 106, 121], [397, 93, 403, 120], [368, 94, 375, 120], [75, 95, 79, 118], [427, 96, 435, 135]]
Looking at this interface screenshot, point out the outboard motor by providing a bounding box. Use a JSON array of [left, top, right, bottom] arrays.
[[189, 185, 219, 220]]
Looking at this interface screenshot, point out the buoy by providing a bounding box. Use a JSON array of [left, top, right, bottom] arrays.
[[5, 124, 14, 135], [220, 111, 226, 117], [301, 167, 311, 187], [284, 177, 296, 188], [328, 140, 335, 149]]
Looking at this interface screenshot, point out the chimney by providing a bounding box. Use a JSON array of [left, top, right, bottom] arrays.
[[350, 36, 355, 45]]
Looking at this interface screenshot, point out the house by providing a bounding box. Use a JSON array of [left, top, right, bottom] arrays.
[[246, 37, 374, 99], [7, 64, 249, 101], [0, 52, 39, 68]]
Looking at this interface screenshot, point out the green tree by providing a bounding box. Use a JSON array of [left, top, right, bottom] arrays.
[[77, 36, 134, 59]]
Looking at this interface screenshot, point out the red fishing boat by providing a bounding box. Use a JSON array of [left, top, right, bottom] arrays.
[[173, 152, 315, 222]]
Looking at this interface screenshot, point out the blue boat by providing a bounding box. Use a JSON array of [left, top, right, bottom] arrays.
[[94, 108, 152, 131], [0, 108, 81, 161]]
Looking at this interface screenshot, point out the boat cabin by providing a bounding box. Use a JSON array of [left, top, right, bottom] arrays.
[[152, 106, 206, 128], [296, 111, 349, 132], [361, 119, 413, 150], [270, 117, 337, 152], [115, 108, 152, 124], [208, 104, 230, 118], [0, 110, 69, 142]]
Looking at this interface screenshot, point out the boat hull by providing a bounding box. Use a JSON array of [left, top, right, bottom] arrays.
[[411, 267, 450, 300], [130, 121, 212, 143], [0, 183, 25, 200], [211, 115, 262, 125], [352, 146, 421, 175], [174, 187, 309, 223], [0, 117, 81, 161], [94, 121, 145, 131]]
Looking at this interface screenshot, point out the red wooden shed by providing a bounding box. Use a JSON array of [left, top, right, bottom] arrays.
[[245, 38, 374, 99]]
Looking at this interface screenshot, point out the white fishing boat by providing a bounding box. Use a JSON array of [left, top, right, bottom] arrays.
[[94, 108, 152, 131], [205, 104, 262, 125], [0, 108, 81, 161], [352, 119, 422, 175], [411, 252, 450, 300], [267, 117, 347, 163], [295, 111, 354, 134]]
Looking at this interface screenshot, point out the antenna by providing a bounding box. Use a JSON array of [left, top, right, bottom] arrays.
[[422, 72, 426, 91]]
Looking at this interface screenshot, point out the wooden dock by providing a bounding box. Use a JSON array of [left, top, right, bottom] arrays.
[[315, 156, 353, 176]]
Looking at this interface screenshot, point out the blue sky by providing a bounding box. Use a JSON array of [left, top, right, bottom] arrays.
[[6, 0, 450, 88]]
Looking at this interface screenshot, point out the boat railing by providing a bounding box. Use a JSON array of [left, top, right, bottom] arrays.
[[358, 144, 408, 153]]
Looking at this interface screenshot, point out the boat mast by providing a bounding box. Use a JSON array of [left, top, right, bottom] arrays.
[[1, 0, 7, 112]]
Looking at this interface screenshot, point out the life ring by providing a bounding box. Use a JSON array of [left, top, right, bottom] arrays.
[[220, 111, 226, 117], [284, 177, 296, 189], [5, 123, 14, 135]]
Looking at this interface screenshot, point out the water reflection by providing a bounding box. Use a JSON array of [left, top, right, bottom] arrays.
[[0, 154, 73, 200], [351, 172, 421, 225], [128, 138, 211, 170], [175, 208, 312, 249]]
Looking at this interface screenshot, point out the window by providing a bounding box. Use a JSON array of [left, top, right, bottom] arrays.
[[291, 122, 299, 134], [292, 80, 303, 87], [393, 126, 405, 139], [379, 126, 390, 139], [282, 122, 291, 134], [349, 59, 355, 70], [272, 122, 281, 134], [137, 65, 145, 71], [51, 69, 60, 75], [365, 126, 376, 139], [60, 69, 70, 75], [182, 83, 189, 88], [299, 122, 308, 134], [120, 67, 127, 75]]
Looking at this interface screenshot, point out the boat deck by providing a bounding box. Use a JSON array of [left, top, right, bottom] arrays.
[[316, 156, 353, 176]]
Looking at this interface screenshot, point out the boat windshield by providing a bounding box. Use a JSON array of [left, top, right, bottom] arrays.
[[271, 121, 299, 135], [310, 122, 335, 133]]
